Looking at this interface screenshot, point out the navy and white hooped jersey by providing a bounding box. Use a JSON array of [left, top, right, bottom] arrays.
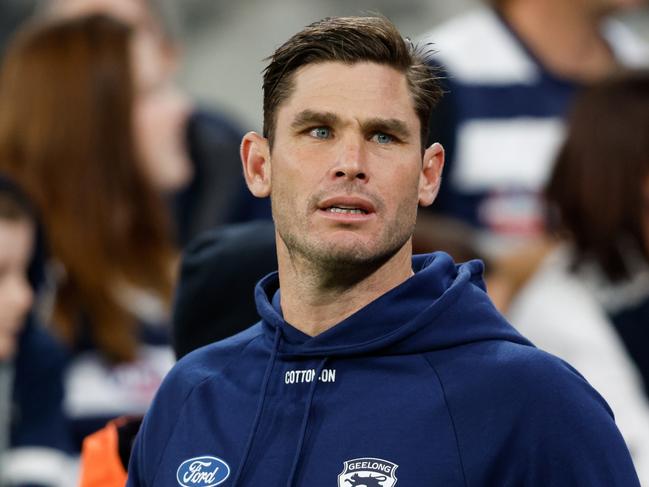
[[420, 7, 649, 246]]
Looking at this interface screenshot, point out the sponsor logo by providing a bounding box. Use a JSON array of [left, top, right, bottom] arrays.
[[284, 368, 336, 384], [176, 456, 230, 487], [338, 457, 398, 487]]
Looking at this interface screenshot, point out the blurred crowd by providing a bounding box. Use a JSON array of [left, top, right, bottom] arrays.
[[0, 0, 648, 485]]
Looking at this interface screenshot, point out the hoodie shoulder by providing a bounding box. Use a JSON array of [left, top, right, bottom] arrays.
[[425, 341, 639, 485], [174, 323, 265, 383], [127, 324, 264, 486], [159, 323, 264, 410]]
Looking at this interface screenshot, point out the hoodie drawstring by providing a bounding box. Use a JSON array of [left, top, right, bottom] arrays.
[[231, 327, 282, 486], [286, 356, 329, 487]]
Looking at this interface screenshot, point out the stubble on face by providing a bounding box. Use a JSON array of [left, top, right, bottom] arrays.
[[272, 171, 420, 283]]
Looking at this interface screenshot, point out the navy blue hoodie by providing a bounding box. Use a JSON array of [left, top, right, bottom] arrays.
[[127, 253, 639, 486]]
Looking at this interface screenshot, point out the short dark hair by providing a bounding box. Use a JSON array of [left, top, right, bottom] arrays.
[[262, 16, 442, 149], [546, 70, 649, 281]]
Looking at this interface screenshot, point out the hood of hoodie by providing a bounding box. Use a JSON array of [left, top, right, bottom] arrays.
[[255, 252, 531, 358]]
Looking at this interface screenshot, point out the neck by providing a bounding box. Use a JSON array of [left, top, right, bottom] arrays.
[[276, 238, 414, 337], [501, 0, 620, 82]]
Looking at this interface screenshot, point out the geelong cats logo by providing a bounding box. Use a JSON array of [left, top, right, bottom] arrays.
[[338, 457, 398, 487], [176, 456, 230, 487]]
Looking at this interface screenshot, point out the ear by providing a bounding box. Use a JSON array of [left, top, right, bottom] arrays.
[[418, 142, 445, 207], [241, 131, 271, 198]]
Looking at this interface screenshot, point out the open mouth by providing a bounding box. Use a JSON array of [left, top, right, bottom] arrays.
[[318, 196, 375, 217], [325, 206, 368, 215]]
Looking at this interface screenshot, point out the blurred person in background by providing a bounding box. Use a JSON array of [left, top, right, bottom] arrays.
[[0, 15, 178, 455], [419, 0, 649, 255], [0, 175, 74, 487], [43, 0, 271, 244], [0, 181, 33, 401], [494, 71, 649, 484], [172, 220, 277, 360]]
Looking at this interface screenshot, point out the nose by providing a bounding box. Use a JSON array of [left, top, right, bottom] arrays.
[[332, 135, 368, 182]]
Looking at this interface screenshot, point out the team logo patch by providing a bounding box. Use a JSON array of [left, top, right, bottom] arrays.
[[337, 457, 398, 487], [176, 456, 230, 487]]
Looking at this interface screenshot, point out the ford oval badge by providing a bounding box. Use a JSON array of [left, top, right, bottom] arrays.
[[176, 456, 231, 487]]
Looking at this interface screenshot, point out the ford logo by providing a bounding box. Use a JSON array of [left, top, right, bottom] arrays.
[[176, 456, 231, 487]]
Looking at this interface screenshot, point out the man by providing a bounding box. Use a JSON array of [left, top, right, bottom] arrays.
[[127, 16, 639, 486], [420, 0, 649, 252]]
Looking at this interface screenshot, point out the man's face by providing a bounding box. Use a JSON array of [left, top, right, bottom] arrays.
[[266, 61, 440, 268]]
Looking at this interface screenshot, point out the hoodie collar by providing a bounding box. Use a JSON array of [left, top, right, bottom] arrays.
[[255, 252, 531, 358]]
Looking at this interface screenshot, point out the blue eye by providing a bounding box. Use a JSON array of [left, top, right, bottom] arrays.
[[310, 127, 331, 139], [372, 132, 393, 144]]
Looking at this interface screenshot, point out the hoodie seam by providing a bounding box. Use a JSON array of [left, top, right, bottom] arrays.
[[421, 353, 469, 487], [149, 333, 265, 484]]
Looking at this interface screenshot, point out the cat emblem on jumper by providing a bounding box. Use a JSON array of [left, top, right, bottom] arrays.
[[345, 473, 388, 486], [337, 458, 398, 487]]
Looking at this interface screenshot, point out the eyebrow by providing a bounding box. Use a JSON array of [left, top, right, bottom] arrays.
[[291, 110, 412, 140], [290, 110, 340, 130]]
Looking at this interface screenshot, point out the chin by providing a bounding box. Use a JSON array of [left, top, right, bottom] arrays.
[[312, 238, 405, 271], [279, 224, 411, 270]]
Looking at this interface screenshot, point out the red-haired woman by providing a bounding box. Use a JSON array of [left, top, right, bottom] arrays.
[[0, 14, 185, 456]]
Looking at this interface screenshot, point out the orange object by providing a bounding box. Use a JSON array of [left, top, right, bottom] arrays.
[[78, 419, 128, 487]]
